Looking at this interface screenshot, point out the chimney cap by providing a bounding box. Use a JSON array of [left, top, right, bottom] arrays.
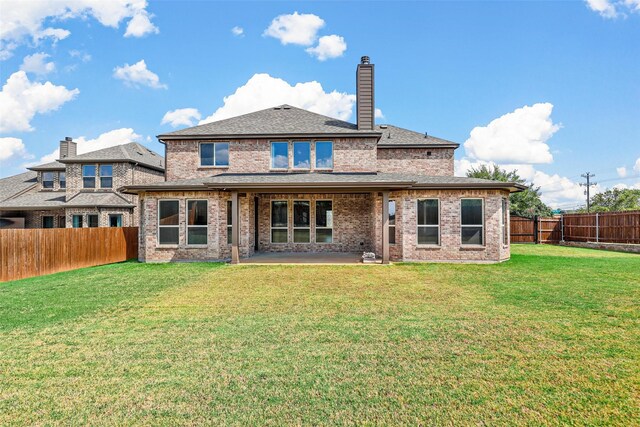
[[65, 136, 73, 141], [360, 56, 370, 64]]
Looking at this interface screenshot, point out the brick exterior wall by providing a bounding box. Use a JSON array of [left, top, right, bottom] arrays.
[[164, 138, 380, 180], [65, 208, 135, 228], [138, 189, 510, 263], [376, 148, 454, 176]]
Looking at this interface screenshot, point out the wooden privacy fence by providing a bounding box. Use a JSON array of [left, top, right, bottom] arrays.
[[511, 211, 640, 244], [0, 227, 138, 282]]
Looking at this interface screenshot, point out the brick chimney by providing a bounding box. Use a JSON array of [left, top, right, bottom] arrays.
[[59, 136, 77, 159], [356, 55, 374, 130]]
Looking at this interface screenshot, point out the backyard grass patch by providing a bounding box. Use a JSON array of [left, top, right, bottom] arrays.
[[1, 245, 638, 425]]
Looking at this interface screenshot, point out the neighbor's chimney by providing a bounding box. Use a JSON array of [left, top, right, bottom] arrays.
[[59, 136, 77, 159], [356, 55, 374, 130]]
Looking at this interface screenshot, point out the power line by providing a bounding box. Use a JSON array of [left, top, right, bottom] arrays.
[[580, 172, 597, 213]]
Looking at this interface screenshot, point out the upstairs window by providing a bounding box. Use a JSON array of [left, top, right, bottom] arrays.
[[461, 198, 484, 245], [293, 142, 310, 169], [200, 143, 229, 167], [59, 172, 66, 189], [158, 200, 179, 245], [315, 141, 333, 169], [82, 165, 95, 188], [100, 165, 113, 188], [42, 172, 54, 189], [271, 142, 289, 169]]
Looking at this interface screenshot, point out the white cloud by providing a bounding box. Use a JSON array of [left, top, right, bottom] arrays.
[[161, 108, 202, 127], [306, 35, 347, 61], [586, 0, 619, 18], [375, 108, 384, 119], [634, 157, 640, 173], [34, 128, 142, 165], [617, 166, 628, 177], [264, 12, 324, 45], [0, 137, 29, 162], [199, 73, 356, 124], [113, 60, 167, 89], [464, 103, 559, 164], [124, 10, 159, 37], [231, 26, 244, 36], [0, 0, 159, 59], [69, 50, 92, 62], [585, 0, 640, 18], [0, 71, 79, 133], [20, 52, 55, 75]]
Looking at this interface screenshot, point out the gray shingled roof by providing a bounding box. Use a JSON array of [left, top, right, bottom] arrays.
[[65, 191, 134, 208], [0, 171, 37, 201], [376, 125, 459, 147], [0, 189, 134, 210], [0, 191, 66, 209], [122, 172, 525, 193], [59, 142, 165, 171], [28, 161, 65, 171], [159, 105, 381, 138]]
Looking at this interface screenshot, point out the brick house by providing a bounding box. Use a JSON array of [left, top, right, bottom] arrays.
[[124, 57, 525, 264], [0, 139, 164, 228]]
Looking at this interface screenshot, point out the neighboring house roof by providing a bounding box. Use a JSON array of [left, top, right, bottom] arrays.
[[375, 125, 459, 148], [0, 190, 134, 211], [28, 161, 66, 171], [0, 171, 38, 202], [122, 172, 526, 193], [158, 105, 383, 139], [0, 191, 66, 210], [58, 142, 165, 171], [65, 191, 135, 208]]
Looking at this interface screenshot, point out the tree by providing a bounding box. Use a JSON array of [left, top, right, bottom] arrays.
[[466, 164, 552, 218], [585, 188, 640, 212]]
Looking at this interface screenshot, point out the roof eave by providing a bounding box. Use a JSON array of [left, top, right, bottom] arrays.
[[411, 182, 526, 193], [58, 158, 164, 172], [156, 132, 383, 142], [376, 143, 459, 149]]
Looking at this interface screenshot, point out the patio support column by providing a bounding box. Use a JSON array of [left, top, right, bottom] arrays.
[[231, 191, 240, 264], [382, 191, 390, 264]]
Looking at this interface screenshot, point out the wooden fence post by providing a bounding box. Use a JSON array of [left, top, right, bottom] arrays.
[[595, 212, 599, 243], [534, 215, 539, 244], [561, 215, 564, 242]]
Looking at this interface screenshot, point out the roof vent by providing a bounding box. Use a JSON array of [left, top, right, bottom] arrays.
[[424, 132, 428, 138], [361, 56, 370, 64], [282, 105, 291, 109], [379, 125, 388, 129], [65, 136, 72, 142]]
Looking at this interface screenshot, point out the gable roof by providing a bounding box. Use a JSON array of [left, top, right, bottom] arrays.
[[0, 171, 38, 202], [28, 161, 66, 171], [58, 142, 165, 171], [158, 105, 382, 139], [375, 125, 459, 148]]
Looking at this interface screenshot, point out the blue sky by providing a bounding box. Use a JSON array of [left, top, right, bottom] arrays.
[[0, 0, 639, 208]]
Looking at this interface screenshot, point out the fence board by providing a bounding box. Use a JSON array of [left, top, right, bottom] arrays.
[[0, 227, 138, 282], [510, 216, 536, 243]]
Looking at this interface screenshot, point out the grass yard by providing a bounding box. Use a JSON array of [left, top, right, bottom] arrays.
[[1, 245, 638, 425]]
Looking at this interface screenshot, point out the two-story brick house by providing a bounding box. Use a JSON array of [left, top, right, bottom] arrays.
[[0, 139, 164, 228], [124, 57, 524, 263]]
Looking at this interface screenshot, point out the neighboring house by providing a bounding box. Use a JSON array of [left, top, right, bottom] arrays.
[[0, 139, 165, 229], [124, 56, 525, 264]]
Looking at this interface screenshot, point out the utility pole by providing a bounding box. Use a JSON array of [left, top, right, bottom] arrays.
[[580, 172, 597, 213]]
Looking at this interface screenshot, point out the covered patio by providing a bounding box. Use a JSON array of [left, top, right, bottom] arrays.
[[242, 252, 380, 264]]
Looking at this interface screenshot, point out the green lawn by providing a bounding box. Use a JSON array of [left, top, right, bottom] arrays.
[[1, 245, 638, 425]]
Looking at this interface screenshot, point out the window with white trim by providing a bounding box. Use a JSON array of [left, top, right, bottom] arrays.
[[158, 200, 179, 245], [315, 200, 333, 243], [293, 142, 311, 169], [200, 143, 229, 167], [293, 200, 310, 243], [187, 200, 207, 245], [417, 199, 439, 245], [461, 198, 484, 245], [389, 200, 396, 244], [42, 172, 54, 189], [271, 142, 289, 169], [82, 165, 95, 188], [271, 200, 288, 243], [59, 172, 66, 189]]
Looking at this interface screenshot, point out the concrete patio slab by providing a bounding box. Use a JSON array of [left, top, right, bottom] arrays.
[[241, 252, 382, 265]]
